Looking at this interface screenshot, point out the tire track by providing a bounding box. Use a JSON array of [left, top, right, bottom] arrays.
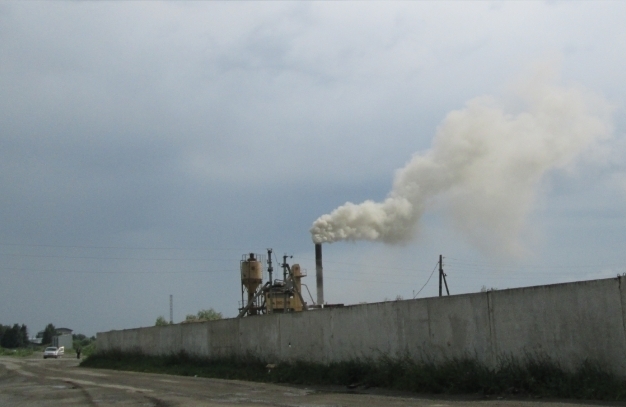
[[60, 379, 98, 407]]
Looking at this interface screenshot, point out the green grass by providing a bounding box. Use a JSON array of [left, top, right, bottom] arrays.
[[80, 350, 626, 401], [83, 342, 97, 357], [0, 346, 37, 357]]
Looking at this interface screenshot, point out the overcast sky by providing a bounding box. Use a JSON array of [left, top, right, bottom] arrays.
[[1, 1, 626, 337]]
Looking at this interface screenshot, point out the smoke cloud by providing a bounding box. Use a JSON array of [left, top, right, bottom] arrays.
[[310, 69, 613, 255]]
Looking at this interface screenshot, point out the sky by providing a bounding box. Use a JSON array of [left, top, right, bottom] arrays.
[[1, 1, 626, 337]]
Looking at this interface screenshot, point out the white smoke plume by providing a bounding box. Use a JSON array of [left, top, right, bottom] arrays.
[[310, 69, 613, 255]]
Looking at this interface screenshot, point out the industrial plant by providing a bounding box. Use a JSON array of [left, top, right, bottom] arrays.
[[237, 244, 329, 317]]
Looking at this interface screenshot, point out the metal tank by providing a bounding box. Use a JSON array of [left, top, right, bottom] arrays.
[[240, 253, 264, 315]]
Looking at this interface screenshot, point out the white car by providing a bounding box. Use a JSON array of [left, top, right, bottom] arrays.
[[43, 346, 64, 359]]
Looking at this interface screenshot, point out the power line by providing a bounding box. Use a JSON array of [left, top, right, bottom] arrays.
[[0, 253, 236, 261], [325, 276, 411, 285], [445, 258, 624, 270], [0, 242, 246, 251], [413, 262, 439, 299], [296, 257, 429, 273], [0, 267, 235, 274]]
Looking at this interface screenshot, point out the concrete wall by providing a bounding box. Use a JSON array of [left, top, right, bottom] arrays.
[[97, 277, 626, 375]]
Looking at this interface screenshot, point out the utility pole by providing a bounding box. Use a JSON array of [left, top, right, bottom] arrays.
[[439, 255, 443, 297], [439, 255, 450, 297], [169, 294, 173, 324]]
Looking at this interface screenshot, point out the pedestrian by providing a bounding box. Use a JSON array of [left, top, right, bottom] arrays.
[[76, 347, 81, 359]]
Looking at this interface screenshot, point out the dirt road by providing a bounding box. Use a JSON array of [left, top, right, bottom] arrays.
[[0, 355, 617, 407]]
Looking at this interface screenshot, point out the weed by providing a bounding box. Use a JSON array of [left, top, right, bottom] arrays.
[[80, 350, 626, 401], [0, 346, 36, 357]]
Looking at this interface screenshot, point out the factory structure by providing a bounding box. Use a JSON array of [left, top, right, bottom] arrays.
[[237, 244, 330, 317]]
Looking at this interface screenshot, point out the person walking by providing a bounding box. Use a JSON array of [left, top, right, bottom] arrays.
[[76, 347, 81, 359]]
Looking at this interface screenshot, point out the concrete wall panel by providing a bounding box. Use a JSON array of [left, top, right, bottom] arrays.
[[207, 319, 239, 358], [491, 278, 626, 373], [238, 314, 281, 360], [395, 298, 431, 358], [181, 323, 209, 356], [276, 309, 331, 362], [327, 302, 401, 361], [156, 324, 182, 355], [405, 294, 492, 363], [122, 330, 139, 352], [137, 327, 159, 354]]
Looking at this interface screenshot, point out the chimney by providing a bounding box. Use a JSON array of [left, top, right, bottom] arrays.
[[315, 243, 324, 305]]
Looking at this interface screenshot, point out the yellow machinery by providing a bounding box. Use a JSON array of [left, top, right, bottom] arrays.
[[266, 264, 306, 313], [238, 249, 310, 317]]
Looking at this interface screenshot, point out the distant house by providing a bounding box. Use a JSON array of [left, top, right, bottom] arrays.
[[52, 334, 73, 350], [53, 328, 73, 350], [30, 331, 45, 344]]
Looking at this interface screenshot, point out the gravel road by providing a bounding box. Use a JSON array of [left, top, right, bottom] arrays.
[[0, 355, 619, 407]]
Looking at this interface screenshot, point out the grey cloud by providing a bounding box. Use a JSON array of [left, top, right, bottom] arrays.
[[1, 1, 626, 336]]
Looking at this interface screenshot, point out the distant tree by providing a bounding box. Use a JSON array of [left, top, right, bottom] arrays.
[[72, 333, 95, 349], [185, 308, 222, 322], [0, 325, 17, 348], [72, 334, 96, 349], [41, 323, 57, 345], [480, 285, 498, 293], [197, 309, 222, 321], [155, 316, 169, 326], [19, 324, 28, 347], [0, 324, 28, 348]]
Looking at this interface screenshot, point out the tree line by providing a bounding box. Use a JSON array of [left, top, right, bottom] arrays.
[[0, 324, 28, 348], [0, 323, 93, 349], [155, 308, 223, 326]]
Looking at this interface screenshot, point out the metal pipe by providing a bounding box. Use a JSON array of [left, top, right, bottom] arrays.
[[301, 283, 316, 305], [267, 248, 273, 285], [237, 282, 270, 318], [315, 243, 324, 306]]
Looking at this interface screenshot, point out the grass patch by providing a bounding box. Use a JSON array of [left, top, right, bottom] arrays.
[[77, 342, 97, 358], [0, 346, 37, 357], [80, 350, 626, 401]]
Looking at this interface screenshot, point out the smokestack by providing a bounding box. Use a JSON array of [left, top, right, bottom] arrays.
[[315, 243, 324, 306]]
